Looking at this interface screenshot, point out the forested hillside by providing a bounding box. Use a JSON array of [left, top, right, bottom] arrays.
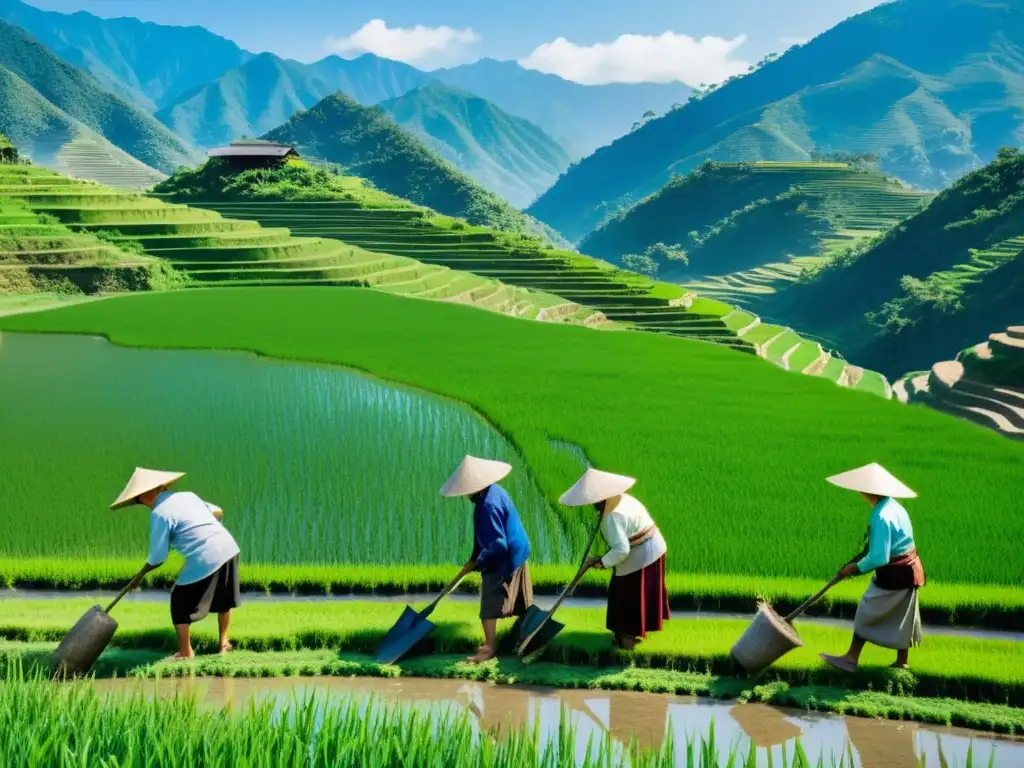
[[528, 0, 1024, 241], [378, 83, 571, 208], [262, 93, 539, 232], [774, 148, 1024, 377]]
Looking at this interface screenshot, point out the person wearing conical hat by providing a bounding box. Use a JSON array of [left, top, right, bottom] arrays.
[[441, 455, 533, 663], [110, 467, 241, 661], [560, 468, 669, 650], [818, 463, 926, 673]]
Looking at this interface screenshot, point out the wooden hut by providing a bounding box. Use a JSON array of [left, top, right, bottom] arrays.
[[207, 140, 298, 170]]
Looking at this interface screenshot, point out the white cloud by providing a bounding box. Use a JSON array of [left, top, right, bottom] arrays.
[[518, 31, 750, 86], [326, 19, 479, 64]]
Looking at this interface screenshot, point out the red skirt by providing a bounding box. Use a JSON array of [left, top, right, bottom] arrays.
[[606, 554, 670, 637]]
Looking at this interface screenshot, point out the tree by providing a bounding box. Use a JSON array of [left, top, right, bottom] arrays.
[[642, 110, 656, 120], [622, 253, 659, 278], [645, 242, 689, 266]]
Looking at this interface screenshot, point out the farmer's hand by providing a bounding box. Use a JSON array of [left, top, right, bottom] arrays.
[[586, 556, 605, 571], [838, 562, 860, 580]]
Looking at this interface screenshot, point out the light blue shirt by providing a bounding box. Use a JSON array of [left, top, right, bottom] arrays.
[[857, 497, 916, 573], [147, 491, 240, 585]]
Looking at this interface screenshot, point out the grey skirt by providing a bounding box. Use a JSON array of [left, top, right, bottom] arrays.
[[480, 562, 533, 620], [853, 581, 923, 650]]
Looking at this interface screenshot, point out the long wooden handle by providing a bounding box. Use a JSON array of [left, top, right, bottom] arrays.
[[784, 574, 843, 623], [104, 566, 150, 614], [420, 571, 469, 618]]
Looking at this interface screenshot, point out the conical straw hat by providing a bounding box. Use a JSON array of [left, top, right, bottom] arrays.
[[110, 467, 185, 510], [559, 468, 636, 507], [826, 463, 916, 499], [439, 456, 512, 498]]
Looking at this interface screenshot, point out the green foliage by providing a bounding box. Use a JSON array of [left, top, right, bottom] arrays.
[[377, 82, 572, 209], [780, 148, 1024, 375], [0, 21, 196, 173], [2, 288, 1022, 590], [528, 0, 1024, 240], [261, 93, 536, 233]]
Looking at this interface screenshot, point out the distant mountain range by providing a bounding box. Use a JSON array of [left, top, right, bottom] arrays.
[[0, 0, 250, 111], [528, 0, 1024, 241], [263, 92, 538, 232], [377, 83, 571, 208], [0, 19, 196, 175]]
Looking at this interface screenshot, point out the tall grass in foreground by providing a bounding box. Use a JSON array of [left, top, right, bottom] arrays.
[[0, 662, 995, 767]]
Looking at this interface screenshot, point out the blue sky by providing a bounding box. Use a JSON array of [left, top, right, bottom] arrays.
[[25, 0, 886, 84]]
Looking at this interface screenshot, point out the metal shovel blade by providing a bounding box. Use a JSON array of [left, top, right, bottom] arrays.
[[374, 606, 437, 664], [52, 605, 118, 677], [516, 604, 565, 656]]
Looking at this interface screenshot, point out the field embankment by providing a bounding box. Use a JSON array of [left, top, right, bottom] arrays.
[[1, 289, 1021, 610], [3, 598, 1024, 720]]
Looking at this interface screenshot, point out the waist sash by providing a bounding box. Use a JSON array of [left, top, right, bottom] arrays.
[[628, 526, 658, 548], [874, 548, 926, 590]]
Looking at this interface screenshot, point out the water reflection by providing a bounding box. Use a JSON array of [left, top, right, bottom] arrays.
[[0, 333, 568, 564], [94, 676, 1024, 767]]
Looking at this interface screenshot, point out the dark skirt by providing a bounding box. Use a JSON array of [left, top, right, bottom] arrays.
[[480, 562, 533, 619], [606, 555, 669, 638], [170, 555, 241, 625]]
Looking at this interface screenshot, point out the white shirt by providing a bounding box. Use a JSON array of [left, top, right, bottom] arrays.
[[600, 494, 667, 576], [147, 491, 240, 585]]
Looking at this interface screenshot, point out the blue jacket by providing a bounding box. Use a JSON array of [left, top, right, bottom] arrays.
[[471, 484, 531, 578]]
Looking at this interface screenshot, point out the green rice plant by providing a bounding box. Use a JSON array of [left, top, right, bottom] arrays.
[[2, 599, 1022, 707], [2, 288, 1021, 594]]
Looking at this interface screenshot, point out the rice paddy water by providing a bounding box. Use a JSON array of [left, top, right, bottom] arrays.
[[0, 332, 566, 565], [93, 675, 1024, 767]]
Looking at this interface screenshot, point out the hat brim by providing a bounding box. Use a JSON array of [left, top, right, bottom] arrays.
[[110, 470, 185, 510], [439, 458, 512, 497]]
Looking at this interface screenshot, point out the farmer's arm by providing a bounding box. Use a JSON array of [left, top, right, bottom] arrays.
[[473, 502, 507, 571], [146, 514, 171, 569], [599, 514, 629, 569], [856, 515, 891, 574]]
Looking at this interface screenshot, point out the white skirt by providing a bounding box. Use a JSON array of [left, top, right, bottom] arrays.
[[853, 582, 923, 650]]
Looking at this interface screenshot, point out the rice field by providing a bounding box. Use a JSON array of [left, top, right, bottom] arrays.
[[0, 332, 567, 565], [2, 288, 1022, 597]]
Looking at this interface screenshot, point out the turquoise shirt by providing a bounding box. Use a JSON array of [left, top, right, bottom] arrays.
[[857, 497, 916, 573]]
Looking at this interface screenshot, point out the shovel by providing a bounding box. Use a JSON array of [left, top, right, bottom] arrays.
[[730, 573, 843, 676], [514, 516, 604, 657], [52, 566, 148, 678], [374, 571, 468, 664]]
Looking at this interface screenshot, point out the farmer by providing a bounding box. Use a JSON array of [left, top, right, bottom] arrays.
[[441, 455, 533, 663], [559, 468, 669, 650], [819, 462, 925, 672], [110, 467, 241, 661]]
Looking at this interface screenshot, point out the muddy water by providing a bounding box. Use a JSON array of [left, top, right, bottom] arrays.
[[93, 676, 1024, 767]]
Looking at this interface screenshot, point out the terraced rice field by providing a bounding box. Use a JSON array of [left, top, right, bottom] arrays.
[[3, 288, 1023, 598], [682, 162, 932, 308], [177, 198, 748, 350], [0, 165, 600, 325], [30, 131, 167, 190]]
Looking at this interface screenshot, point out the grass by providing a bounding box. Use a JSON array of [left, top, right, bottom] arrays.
[[1, 289, 1023, 601], [2, 598, 1023, 709]]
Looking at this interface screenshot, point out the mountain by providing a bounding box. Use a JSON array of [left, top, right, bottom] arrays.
[[0, 0, 250, 112], [155, 53, 432, 148], [0, 20, 196, 175], [262, 93, 536, 232], [432, 58, 691, 159], [770, 148, 1024, 378], [528, 0, 1024, 242], [377, 82, 571, 208]]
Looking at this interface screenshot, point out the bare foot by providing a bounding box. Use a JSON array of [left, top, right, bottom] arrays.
[[466, 646, 495, 664], [819, 653, 858, 673], [164, 651, 195, 663], [219, 642, 233, 655], [890, 662, 909, 670], [619, 636, 641, 651]]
